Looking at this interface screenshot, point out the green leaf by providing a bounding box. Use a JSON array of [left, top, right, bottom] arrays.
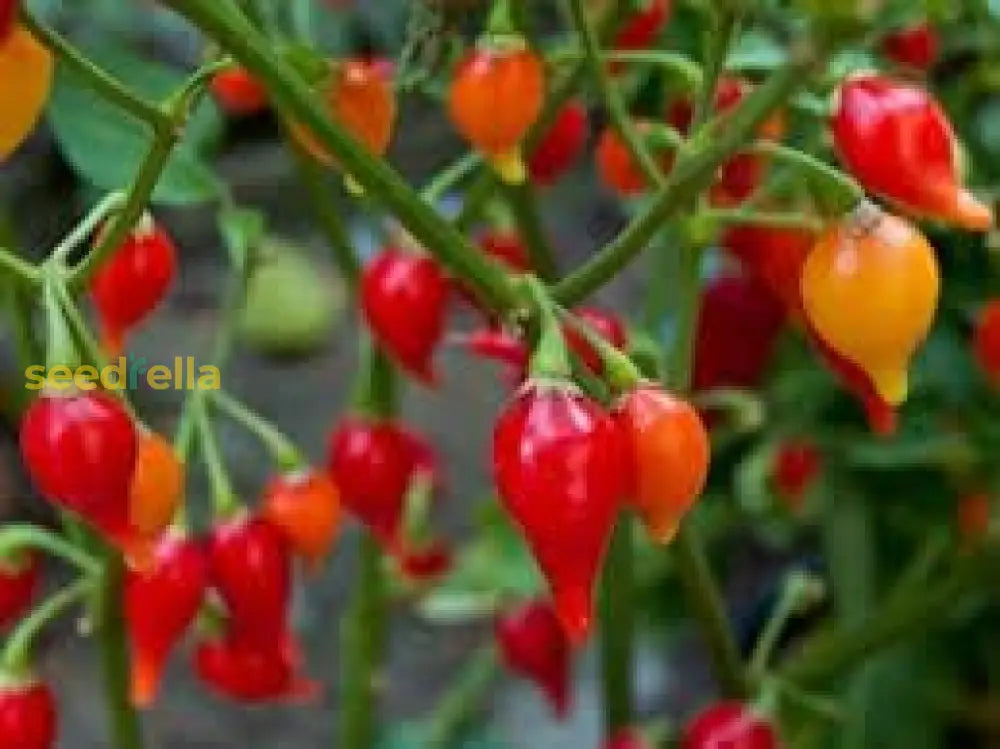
[[726, 30, 787, 71], [47, 42, 223, 205]]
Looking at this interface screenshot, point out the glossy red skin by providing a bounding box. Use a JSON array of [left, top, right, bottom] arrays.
[[20, 391, 137, 546], [208, 516, 290, 645], [565, 307, 628, 375], [90, 221, 177, 355], [328, 417, 435, 550], [399, 540, 452, 582], [459, 327, 529, 387], [722, 225, 815, 317], [605, 729, 652, 749], [529, 99, 589, 185], [195, 632, 318, 703], [0, 553, 39, 629], [361, 249, 449, 384], [882, 23, 939, 71], [773, 440, 822, 508], [832, 75, 989, 230], [495, 599, 571, 718], [492, 384, 629, 642], [0, 681, 56, 749], [693, 274, 786, 392], [596, 123, 661, 196], [125, 534, 208, 707], [0, 1, 16, 43], [682, 701, 780, 749], [974, 300, 1000, 384], [478, 231, 531, 273], [211, 67, 268, 115]]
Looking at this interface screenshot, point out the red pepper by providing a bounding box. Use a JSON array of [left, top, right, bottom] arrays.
[[361, 248, 450, 385], [611, 0, 672, 74], [528, 99, 589, 185], [495, 599, 572, 718], [20, 390, 137, 549], [493, 383, 629, 642], [693, 273, 786, 392], [195, 631, 318, 704], [0, 553, 38, 629], [90, 215, 177, 356], [773, 440, 822, 511], [125, 533, 208, 707], [974, 299, 1000, 386], [682, 701, 780, 749], [565, 307, 628, 376], [207, 515, 290, 645], [832, 75, 993, 231], [604, 729, 652, 749], [328, 417, 435, 551], [398, 539, 453, 583], [210, 66, 268, 116], [882, 22, 939, 71], [0, 679, 56, 749], [722, 225, 815, 317]]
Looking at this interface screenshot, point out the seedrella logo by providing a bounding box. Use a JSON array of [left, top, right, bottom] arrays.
[[25, 356, 221, 392]]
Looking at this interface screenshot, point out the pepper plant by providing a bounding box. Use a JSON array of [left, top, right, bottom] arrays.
[[0, 0, 998, 747]]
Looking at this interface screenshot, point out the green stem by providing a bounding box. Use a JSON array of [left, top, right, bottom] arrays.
[[692, 5, 741, 129], [553, 50, 820, 306], [339, 532, 389, 749], [98, 552, 144, 749], [210, 389, 304, 471], [1, 577, 94, 675], [599, 518, 636, 735], [751, 141, 864, 211], [51, 192, 127, 264], [286, 132, 361, 286], [502, 183, 558, 281], [523, 275, 572, 381], [42, 277, 78, 370], [352, 338, 399, 420], [194, 394, 241, 518], [424, 645, 499, 747], [0, 524, 101, 576], [421, 152, 483, 207], [0, 248, 40, 284], [557, 305, 641, 393], [22, 11, 168, 131], [664, 241, 703, 392], [704, 208, 823, 232], [567, 0, 665, 189], [749, 571, 822, 677], [160, 0, 519, 313]]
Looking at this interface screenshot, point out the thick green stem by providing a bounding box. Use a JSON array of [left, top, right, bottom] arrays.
[[339, 532, 389, 749], [553, 52, 819, 306], [98, 553, 144, 749], [160, 0, 519, 312], [599, 518, 636, 735]]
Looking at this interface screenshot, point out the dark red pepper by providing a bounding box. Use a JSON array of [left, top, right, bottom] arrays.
[[682, 701, 780, 749], [612, 0, 672, 74], [125, 533, 208, 707], [0, 553, 39, 629], [495, 599, 572, 718], [210, 66, 268, 116], [0, 1, 17, 43], [882, 22, 939, 71], [195, 631, 318, 704], [361, 248, 449, 384], [773, 440, 822, 511], [722, 225, 815, 317], [974, 299, 1000, 386], [20, 390, 137, 549], [529, 99, 589, 185], [493, 383, 629, 642]]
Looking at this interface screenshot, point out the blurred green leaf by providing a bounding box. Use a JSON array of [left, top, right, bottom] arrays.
[[47, 43, 223, 205], [726, 30, 788, 72]]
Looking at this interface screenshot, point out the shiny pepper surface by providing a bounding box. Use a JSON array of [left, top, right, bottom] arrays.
[[361, 248, 449, 384], [90, 217, 178, 356], [328, 417, 434, 550], [973, 299, 1000, 385], [0, 553, 38, 628], [195, 632, 317, 704], [129, 428, 184, 543], [294, 58, 396, 168], [493, 384, 629, 642], [882, 23, 939, 71], [495, 599, 571, 717], [0, 680, 56, 749], [262, 469, 342, 569], [528, 99, 589, 185], [125, 534, 207, 707], [448, 45, 545, 185], [832, 75, 993, 232], [20, 390, 137, 547], [801, 204, 940, 406], [210, 66, 268, 116], [682, 701, 780, 749], [616, 385, 709, 543], [208, 515, 290, 645], [0, 25, 53, 161], [722, 225, 815, 317]]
